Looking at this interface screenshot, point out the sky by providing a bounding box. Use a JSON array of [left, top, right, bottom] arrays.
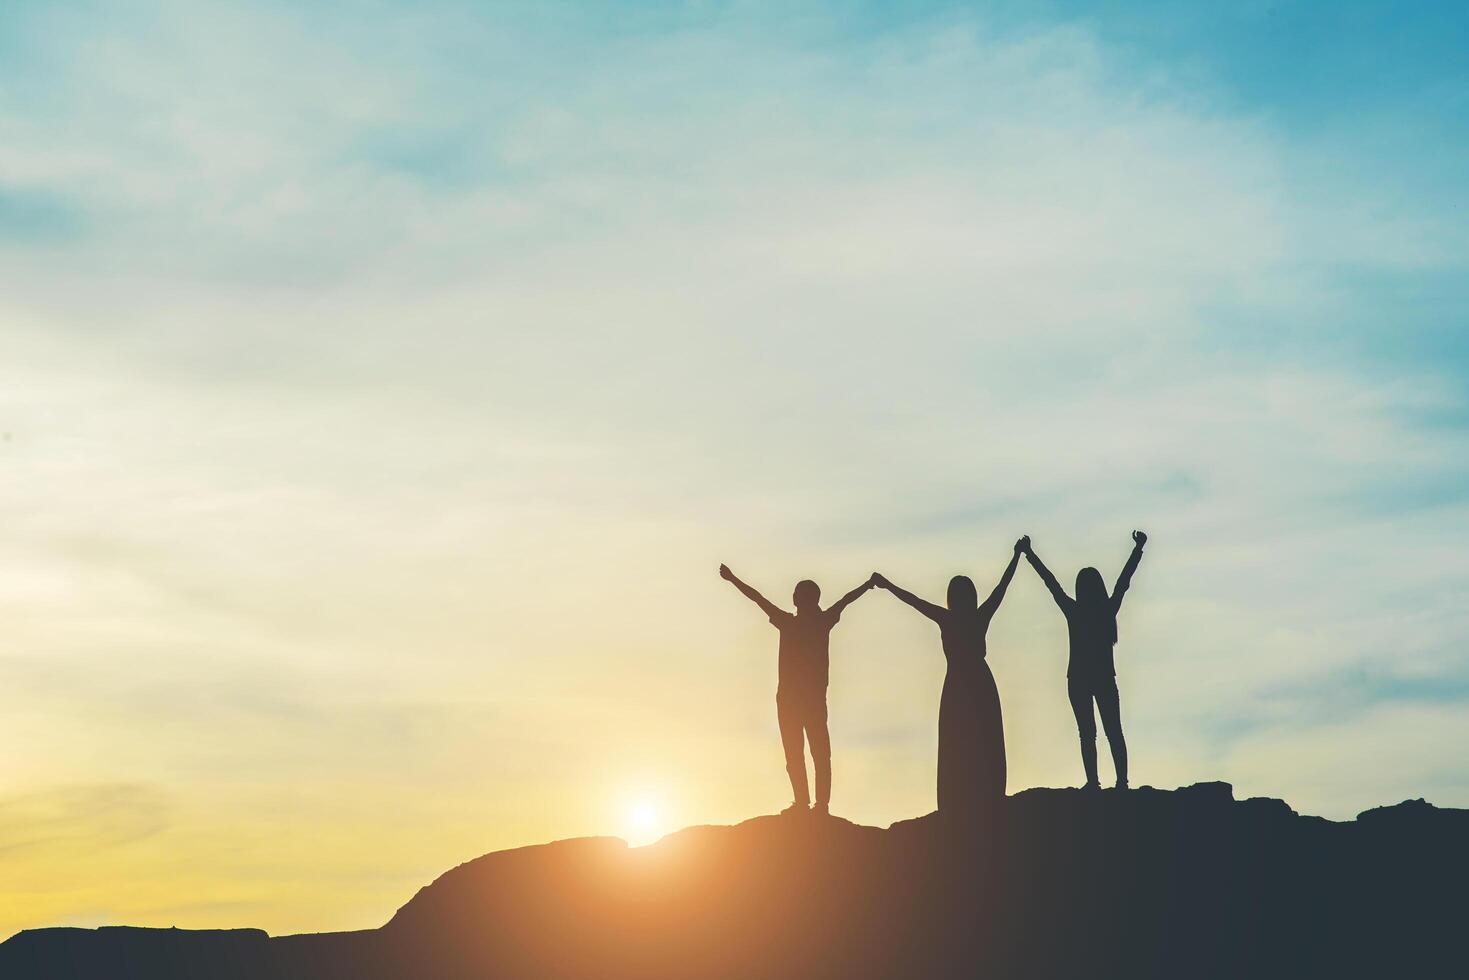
[[2, 0, 1468, 942]]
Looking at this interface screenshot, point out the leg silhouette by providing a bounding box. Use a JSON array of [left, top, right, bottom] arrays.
[[806, 702, 831, 810], [777, 697, 811, 807], [1068, 679, 1100, 787], [1096, 682, 1128, 788]]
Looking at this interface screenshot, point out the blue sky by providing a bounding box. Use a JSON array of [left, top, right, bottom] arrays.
[[1, 0, 1467, 939]]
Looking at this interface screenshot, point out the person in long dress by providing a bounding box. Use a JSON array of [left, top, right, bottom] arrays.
[[1022, 531, 1146, 790], [872, 538, 1026, 818]]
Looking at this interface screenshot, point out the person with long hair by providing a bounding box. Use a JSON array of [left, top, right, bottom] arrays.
[[872, 538, 1026, 818], [1023, 531, 1147, 790]]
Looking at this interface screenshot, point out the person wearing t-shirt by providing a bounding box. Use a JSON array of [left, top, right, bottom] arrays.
[[719, 564, 876, 815]]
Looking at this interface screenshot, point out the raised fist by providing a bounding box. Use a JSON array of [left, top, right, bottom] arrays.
[[1132, 530, 1147, 547], [719, 563, 734, 581]]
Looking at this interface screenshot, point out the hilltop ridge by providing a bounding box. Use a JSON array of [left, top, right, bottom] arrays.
[[2, 782, 1463, 979]]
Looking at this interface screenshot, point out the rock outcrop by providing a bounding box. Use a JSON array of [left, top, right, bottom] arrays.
[[3, 783, 1463, 978]]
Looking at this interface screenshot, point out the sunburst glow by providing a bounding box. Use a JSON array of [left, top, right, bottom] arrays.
[[622, 797, 668, 847]]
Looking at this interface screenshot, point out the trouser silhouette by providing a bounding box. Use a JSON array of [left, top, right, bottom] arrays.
[[776, 691, 830, 807], [1068, 676, 1127, 786]]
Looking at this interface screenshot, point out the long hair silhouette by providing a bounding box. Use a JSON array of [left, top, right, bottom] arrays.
[[1074, 567, 1118, 644], [946, 575, 978, 609]]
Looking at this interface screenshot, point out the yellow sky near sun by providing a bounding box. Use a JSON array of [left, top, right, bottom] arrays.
[[0, 467, 1159, 941]]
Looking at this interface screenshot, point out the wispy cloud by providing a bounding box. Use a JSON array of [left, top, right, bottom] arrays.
[[0, 784, 169, 857]]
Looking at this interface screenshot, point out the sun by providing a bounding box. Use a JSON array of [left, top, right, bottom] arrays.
[[622, 795, 668, 847]]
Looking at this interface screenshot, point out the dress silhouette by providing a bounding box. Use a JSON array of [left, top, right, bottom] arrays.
[[1023, 531, 1146, 789], [719, 565, 875, 815], [874, 540, 1024, 817]]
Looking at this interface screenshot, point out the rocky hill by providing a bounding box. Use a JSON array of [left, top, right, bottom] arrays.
[[3, 782, 1463, 978]]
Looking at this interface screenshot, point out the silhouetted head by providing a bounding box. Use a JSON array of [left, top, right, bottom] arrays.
[[792, 580, 821, 611], [1075, 567, 1108, 606], [946, 575, 978, 610], [1075, 567, 1118, 642]]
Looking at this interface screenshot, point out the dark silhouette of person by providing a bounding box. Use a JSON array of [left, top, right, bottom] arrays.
[[1023, 531, 1147, 790], [719, 565, 876, 816], [872, 538, 1025, 819]]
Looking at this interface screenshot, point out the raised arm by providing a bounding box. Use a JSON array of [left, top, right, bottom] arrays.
[[826, 574, 878, 620], [1111, 530, 1146, 612], [1023, 542, 1072, 611], [719, 564, 785, 620], [979, 538, 1027, 617], [872, 573, 945, 624]]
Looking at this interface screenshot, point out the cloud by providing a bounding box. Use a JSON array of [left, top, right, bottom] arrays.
[[1222, 701, 1469, 817], [0, 784, 169, 857], [0, 187, 83, 243]]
